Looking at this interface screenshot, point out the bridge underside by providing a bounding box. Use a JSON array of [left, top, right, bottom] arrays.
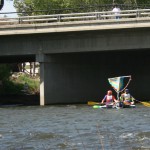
[[38, 49, 150, 105], [0, 49, 149, 105], [0, 55, 35, 63], [1, 26, 150, 105]]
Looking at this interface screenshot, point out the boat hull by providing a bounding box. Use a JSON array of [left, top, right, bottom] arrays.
[[93, 104, 135, 109]]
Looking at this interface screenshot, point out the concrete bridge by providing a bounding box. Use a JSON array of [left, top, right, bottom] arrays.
[[1, 9, 150, 105]]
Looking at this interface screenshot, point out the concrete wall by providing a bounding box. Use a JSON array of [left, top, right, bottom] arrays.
[[1, 28, 150, 57]]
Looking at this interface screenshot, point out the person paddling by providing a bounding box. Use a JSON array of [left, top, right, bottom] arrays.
[[101, 90, 117, 107], [120, 89, 135, 106]]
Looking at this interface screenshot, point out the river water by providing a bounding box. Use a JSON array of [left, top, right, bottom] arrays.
[[0, 104, 150, 150]]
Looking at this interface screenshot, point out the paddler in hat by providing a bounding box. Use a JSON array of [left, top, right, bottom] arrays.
[[120, 89, 135, 105]]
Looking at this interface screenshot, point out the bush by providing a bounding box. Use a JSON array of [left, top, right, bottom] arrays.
[[0, 64, 40, 95], [0, 64, 11, 81], [15, 73, 40, 95], [1, 80, 23, 94]]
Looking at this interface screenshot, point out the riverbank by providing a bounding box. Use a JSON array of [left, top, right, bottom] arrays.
[[0, 94, 40, 105]]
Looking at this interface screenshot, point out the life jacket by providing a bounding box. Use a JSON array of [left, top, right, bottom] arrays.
[[104, 95, 115, 103], [121, 93, 134, 102]]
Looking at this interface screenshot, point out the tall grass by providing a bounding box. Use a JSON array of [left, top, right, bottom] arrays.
[[0, 73, 40, 95], [16, 73, 40, 94]]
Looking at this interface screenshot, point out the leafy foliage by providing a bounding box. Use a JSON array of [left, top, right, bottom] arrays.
[[0, 64, 11, 81], [1, 80, 23, 94], [0, 64, 39, 95], [14, 0, 150, 15], [0, 64, 21, 94], [16, 73, 40, 94]]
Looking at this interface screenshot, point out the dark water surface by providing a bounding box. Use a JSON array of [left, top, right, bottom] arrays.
[[0, 104, 150, 150]]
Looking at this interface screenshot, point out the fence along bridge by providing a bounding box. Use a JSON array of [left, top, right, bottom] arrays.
[[0, 9, 150, 25]]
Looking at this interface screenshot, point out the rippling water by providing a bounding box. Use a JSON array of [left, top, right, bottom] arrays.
[[0, 104, 150, 150]]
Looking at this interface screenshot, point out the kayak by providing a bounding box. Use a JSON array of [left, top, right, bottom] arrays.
[[93, 104, 136, 109], [122, 104, 136, 108], [88, 101, 135, 109], [93, 105, 114, 109]]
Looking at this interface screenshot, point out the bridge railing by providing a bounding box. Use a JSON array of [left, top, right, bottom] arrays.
[[0, 9, 150, 25]]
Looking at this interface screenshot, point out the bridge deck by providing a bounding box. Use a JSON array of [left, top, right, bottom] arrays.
[[0, 18, 150, 35], [0, 9, 150, 35]]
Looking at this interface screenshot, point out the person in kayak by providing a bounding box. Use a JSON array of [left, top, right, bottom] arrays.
[[120, 89, 135, 106], [101, 90, 117, 107]]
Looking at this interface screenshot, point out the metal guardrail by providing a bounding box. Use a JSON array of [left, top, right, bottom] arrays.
[[0, 9, 150, 25]]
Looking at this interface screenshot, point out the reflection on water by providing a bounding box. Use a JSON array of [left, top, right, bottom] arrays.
[[0, 104, 150, 150]]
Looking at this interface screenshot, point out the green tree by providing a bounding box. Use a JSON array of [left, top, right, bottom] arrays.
[[137, 0, 150, 4], [0, 64, 11, 81], [14, 0, 150, 15], [14, 0, 67, 15]]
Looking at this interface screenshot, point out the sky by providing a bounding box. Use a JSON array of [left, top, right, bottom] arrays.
[[0, 0, 18, 18]]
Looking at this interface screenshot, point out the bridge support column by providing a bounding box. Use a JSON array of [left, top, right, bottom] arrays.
[[36, 54, 45, 106], [36, 53, 106, 105], [36, 54, 56, 106], [39, 62, 45, 106]]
